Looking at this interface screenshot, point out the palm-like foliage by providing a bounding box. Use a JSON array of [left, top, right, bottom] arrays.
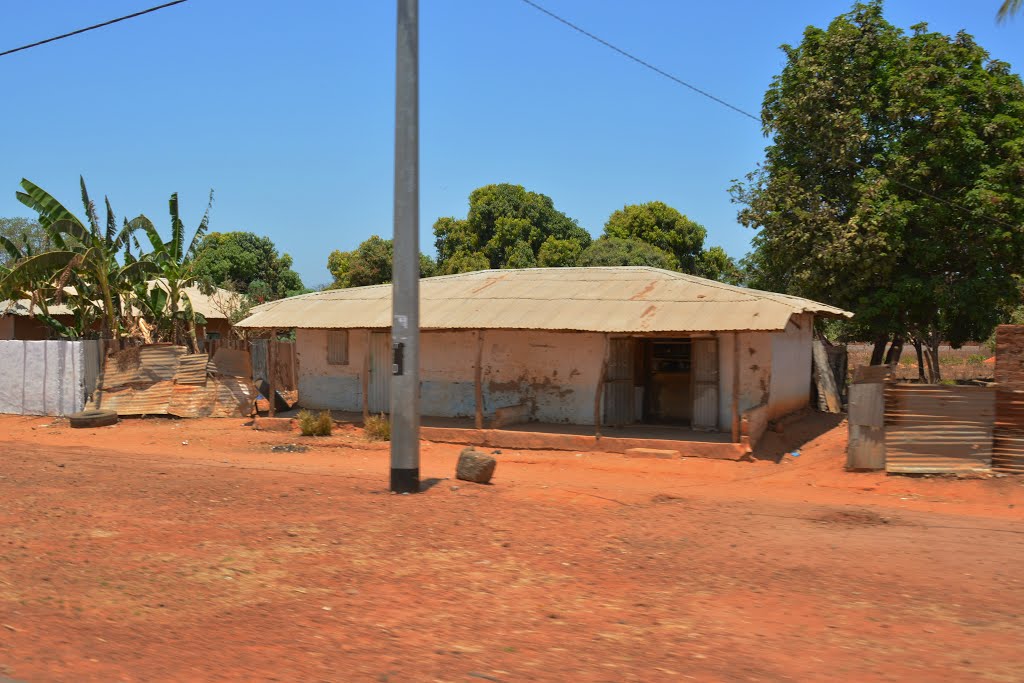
[[999, 0, 1022, 22], [3, 177, 154, 339]]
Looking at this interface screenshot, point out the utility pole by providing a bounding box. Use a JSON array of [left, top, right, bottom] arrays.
[[390, 0, 420, 494]]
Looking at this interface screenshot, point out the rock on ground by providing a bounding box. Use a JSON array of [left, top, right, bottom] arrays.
[[456, 447, 496, 484]]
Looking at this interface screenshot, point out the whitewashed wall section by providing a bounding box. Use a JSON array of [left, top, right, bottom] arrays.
[[0, 340, 101, 416]]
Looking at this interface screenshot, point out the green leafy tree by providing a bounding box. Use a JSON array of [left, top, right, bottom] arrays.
[[193, 231, 304, 299], [696, 246, 741, 284], [732, 1, 1024, 380], [537, 236, 584, 267], [4, 178, 154, 339], [433, 183, 590, 271], [0, 217, 49, 268], [327, 235, 436, 288], [603, 201, 706, 273], [577, 236, 680, 270]]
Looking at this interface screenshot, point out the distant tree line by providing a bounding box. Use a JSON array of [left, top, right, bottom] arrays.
[[326, 183, 740, 291]]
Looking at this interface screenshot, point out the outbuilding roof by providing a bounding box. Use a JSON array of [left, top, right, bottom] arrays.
[[236, 266, 851, 333], [0, 279, 241, 321]]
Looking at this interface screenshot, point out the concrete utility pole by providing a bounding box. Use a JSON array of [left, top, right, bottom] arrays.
[[390, 0, 420, 494]]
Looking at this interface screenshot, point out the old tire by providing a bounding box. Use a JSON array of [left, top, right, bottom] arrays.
[[68, 409, 119, 429]]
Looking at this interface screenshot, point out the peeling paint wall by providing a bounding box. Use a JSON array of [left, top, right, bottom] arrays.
[[717, 331, 774, 431], [295, 328, 605, 424], [295, 328, 367, 412], [768, 313, 814, 420]]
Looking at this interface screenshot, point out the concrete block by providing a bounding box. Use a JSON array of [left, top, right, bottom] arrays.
[[625, 447, 680, 459]]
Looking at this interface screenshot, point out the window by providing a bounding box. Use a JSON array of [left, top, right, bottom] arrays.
[[327, 330, 349, 365], [205, 331, 222, 341]]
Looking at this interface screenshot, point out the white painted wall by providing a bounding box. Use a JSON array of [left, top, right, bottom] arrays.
[[768, 313, 814, 420], [295, 328, 367, 411], [296, 328, 606, 424], [717, 330, 774, 431], [0, 340, 88, 416]]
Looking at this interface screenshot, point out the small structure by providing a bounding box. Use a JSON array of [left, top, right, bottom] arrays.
[[236, 267, 850, 454], [0, 280, 241, 343]]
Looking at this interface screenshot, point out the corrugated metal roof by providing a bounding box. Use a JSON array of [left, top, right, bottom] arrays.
[[236, 267, 852, 333], [0, 279, 239, 320]]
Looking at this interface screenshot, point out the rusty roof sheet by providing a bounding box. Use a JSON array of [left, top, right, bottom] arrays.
[[0, 279, 239, 320], [236, 267, 852, 333]]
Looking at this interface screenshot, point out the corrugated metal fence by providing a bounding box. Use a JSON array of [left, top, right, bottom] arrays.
[[884, 384, 994, 473]]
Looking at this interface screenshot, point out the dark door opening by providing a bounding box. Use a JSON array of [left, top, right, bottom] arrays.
[[642, 339, 692, 425]]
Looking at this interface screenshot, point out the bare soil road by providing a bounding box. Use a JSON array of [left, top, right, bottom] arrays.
[[0, 414, 1021, 682]]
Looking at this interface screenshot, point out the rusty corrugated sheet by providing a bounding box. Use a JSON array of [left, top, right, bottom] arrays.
[[993, 389, 1024, 474], [884, 384, 993, 473], [90, 343, 254, 418], [236, 267, 851, 333], [211, 348, 251, 378], [175, 354, 209, 386]]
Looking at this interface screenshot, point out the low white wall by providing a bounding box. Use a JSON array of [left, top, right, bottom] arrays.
[[0, 340, 90, 416], [768, 313, 814, 420], [296, 329, 606, 424]]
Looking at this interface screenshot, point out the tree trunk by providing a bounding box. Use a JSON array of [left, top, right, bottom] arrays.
[[870, 335, 889, 365], [884, 336, 904, 365], [913, 338, 926, 382], [928, 335, 942, 382]]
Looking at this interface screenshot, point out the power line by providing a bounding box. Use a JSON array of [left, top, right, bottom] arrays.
[[517, 0, 760, 123], [0, 0, 189, 58], [517, 0, 1023, 231]]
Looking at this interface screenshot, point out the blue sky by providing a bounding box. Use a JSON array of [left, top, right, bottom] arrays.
[[1, 1, 1021, 287]]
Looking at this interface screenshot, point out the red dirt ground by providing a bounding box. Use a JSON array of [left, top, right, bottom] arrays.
[[1, 413, 1022, 682]]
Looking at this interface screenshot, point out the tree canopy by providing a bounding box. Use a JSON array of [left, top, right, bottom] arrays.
[[433, 183, 591, 274], [0, 217, 49, 268], [192, 231, 305, 301], [327, 235, 436, 289], [576, 236, 680, 270], [603, 201, 707, 273], [732, 0, 1024, 379]]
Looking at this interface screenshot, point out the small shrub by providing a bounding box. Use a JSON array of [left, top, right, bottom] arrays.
[[939, 379, 958, 386], [297, 409, 333, 436], [966, 354, 986, 364], [364, 413, 390, 441]]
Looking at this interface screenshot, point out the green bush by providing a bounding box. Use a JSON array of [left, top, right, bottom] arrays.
[[364, 413, 390, 441], [297, 409, 333, 436], [966, 354, 986, 364]]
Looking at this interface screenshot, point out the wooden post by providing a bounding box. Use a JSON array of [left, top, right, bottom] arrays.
[[595, 334, 609, 438], [362, 329, 370, 423], [731, 332, 740, 443], [267, 332, 276, 418], [474, 329, 484, 430]]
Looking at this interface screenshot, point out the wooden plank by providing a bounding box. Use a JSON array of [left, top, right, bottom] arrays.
[[813, 340, 841, 413]]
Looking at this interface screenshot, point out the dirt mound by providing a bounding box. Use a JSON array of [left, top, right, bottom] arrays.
[[814, 508, 895, 526]]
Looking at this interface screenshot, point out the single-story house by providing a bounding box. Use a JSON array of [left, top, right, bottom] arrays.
[[236, 267, 850, 442], [0, 280, 241, 342]]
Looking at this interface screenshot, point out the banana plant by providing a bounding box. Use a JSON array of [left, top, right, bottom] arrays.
[[135, 190, 213, 351], [5, 177, 156, 340]]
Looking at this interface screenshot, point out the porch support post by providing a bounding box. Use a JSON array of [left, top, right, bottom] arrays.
[[731, 332, 740, 443], [595, 334, 609, 438], [267, 332, 277, 418], [362, 329, 370, 423], [474, 329, 484, 430]]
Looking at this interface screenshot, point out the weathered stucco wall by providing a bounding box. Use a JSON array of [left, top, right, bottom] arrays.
[[768, 313, 814, 420], [296, 328, 605, 424], [295, 328, 367, 412], [716, 331, 774, 431]]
